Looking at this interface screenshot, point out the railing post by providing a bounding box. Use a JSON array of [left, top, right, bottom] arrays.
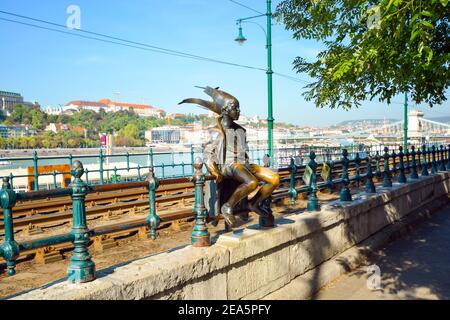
[[383, 147, 392, 188], [191, 157, 211, 247], [375, 151, 382, 179], [146, 168, 160, 240], [289, 158, 297, 205], [53, 170, 58, 189], [431, 145, 437, 174], [391, 148, 397, 176], [113, 166, 118, 182], [365, 155, 376, 193], [8, 173, 14, 190], [190, 145, 195, 175], [410, 146, 419, 179], [33, 150, 39, 191], [340, 149, 352, 201], [137, 165, 141, 181], [439, 145, 446, 172], [421, 145, 429, 177], [99, 149, 104, 185], [354, 152, 361, 186], [397, 146, 407, 183], [0, 177, 19, 276], [307, 151, 320, 211], [67, 161, 96, 284], [405, 147, 410, 174], [126, 152, 130, 172], [85, 168, 89, 184]]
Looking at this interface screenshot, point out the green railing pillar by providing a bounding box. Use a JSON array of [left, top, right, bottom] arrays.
[[8, 173, 14, 190], [307, 151, 320, 211], [53, 170, 58, 189], [397, 146, 407, 183], [410, 146, 419, 179], [99, 149, 104, 185], [405, 147, 411, 174], [33, 150, 39, 191], [146, 168, 160, 240], [67, 161, 96, 284], [190, 145, 195, 175], [383, 147, 393, 188], [354, 152, 362, 186], [365, 156, 376, 193], [391, 149, 397, 176], [289, 158, 297, 205], [340, 149, 352, 201], [374, 152, 382, 179], [421, 145, 429, 177], [439, 145, 446, 172], [0, 177, 19, 276], [191, 157, 211, 247], [431, 146, 437, 175]]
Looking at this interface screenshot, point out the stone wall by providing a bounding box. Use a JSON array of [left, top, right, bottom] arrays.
[[11, 172, 450, 300]]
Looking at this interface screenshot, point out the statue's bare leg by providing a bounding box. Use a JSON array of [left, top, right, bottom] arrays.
[[247, 164, 280, 215], [221, 162, 259, 227]]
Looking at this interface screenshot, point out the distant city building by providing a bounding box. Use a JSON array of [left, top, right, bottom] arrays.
[[0, 125, 37, 138], [0, 90, 40, 114], [63, 100, 109, 114], [179, 124, 210, 145], [147, 126, 181, 144], [45, 123, 87, 135], [44, 106, 64, 115], [64, 98, 166, 118]]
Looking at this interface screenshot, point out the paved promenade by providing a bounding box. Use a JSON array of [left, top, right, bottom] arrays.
[[273, 203, 450, 300]]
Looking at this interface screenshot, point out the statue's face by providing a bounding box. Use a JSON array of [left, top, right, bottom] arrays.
[[227, 101, 240, 120]]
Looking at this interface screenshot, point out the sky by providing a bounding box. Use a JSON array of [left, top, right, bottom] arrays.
[[0, 0, 448, 127]]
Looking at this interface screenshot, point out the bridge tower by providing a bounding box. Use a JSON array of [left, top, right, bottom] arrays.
[[408, 110, 425, 145]]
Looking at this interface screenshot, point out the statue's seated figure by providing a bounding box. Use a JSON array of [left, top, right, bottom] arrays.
[[180, 86, 280, 228]]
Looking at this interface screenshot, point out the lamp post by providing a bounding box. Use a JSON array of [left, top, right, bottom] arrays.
[[404, 92, 408, 150], [235, 0, 274, 162]]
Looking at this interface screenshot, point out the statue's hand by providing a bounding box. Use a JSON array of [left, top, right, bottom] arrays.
[[214, 172, 224, 184]]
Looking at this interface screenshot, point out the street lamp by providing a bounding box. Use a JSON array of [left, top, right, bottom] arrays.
[[234, 22, 247, 45], [234, 0, 274, 163]]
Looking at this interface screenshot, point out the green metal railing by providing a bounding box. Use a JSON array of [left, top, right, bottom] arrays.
[[1, 144, 449, 282], [1, 146, 201, 191], [2, 143, 445, 192]]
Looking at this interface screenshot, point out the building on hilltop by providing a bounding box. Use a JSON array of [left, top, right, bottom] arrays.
[[64, 99, 166, 118], [44, 106, 64, 115], [0, 90, 40, 114]]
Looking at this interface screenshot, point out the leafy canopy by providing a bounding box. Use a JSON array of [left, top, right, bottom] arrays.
[[276, 0, 449, 109]]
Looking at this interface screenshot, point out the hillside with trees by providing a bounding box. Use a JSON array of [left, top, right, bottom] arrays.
[[0, 105, 203, 149]]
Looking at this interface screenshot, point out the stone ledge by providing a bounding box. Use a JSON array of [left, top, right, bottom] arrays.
[[262, 194, 450, 300]]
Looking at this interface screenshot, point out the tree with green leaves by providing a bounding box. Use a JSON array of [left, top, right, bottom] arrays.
[[276, 0, 449, 109]]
